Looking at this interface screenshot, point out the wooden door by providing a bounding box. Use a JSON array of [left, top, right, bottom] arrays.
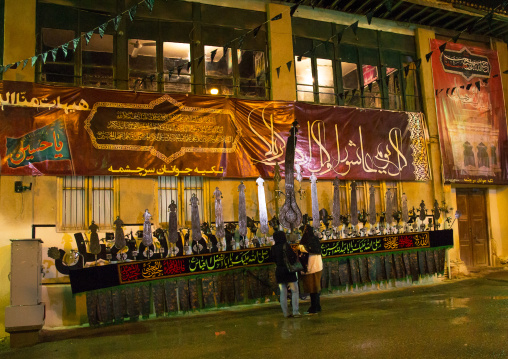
[[456, 189, 489, 267]]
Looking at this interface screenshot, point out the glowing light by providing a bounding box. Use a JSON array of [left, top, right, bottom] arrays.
[[210, 88, 219, 95]]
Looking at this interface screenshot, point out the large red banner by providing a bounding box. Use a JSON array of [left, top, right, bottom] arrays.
[[0, 81, 429, 180], [430, 39, 508, 185]]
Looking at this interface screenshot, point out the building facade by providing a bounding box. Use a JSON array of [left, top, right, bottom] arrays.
[[1, 0, 508, 335]]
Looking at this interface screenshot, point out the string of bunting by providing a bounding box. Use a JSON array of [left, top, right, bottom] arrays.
[[1, 0, 508, 95], [0, 0, 304, 87]]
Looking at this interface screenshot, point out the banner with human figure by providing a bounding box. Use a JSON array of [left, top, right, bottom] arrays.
[[430, 39, 508, 184], [0, 80, 429, 181]]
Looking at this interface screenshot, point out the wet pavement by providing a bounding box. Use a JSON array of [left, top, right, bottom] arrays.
[[2, 268, 508, 359]]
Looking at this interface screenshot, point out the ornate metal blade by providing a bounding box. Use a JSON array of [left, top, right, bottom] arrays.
[[168, 200, 179, 243], [385, 189, 393, 224], [310, 174, 319, 229], [332, 177, 341, 228], [401, 193, 409, 223], [279, 121, 302, 230], [142, 209, 154, 247]]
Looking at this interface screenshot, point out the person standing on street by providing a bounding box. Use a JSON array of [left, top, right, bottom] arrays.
[[299, 225, 323, 314]]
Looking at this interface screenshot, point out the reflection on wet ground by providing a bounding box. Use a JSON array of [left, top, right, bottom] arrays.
[[2, 269, 508, 358]]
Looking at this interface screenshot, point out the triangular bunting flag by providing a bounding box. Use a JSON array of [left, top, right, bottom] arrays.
[[197, 55, 204, 66], [439, 42, 447, 53], [338, 93, 344, 100], [22, 59, 29, 69], [290, 3, 300, 17], [297, 55, 302, 62], [351, 21, 359, 36], [187, 62, 191, 71], [425, 51, 433, 62], [344, 90, 349, 98], [366, 11, 374, 25], [113, 15, 122, 31], [385, 0, 392, 12], [41, 52, 48, 64], [210, 49, 217, 62], [237, 35, 245, 50], [168, 68, 174, 78], [253, 25, 262, 38], [177, 64, 183, 76], [475, 81, 481, 91], [404, 65, 410, 76], [51, 48, 58, 62], [337, 30, 344, 44], [276, 66, 281, 78], [0, 66, 4, 74], [483, 78, 489, 84], [84, 31, 93, 45], [145, 0, 155, 12], [368, 83, 373, 92], [129, 5, 137, 22], [223, 42, 230, 58], [31, 56, 38, 67], [466, 83, 472, 90], [98, 23, 107, 38], [352, 88, 357, 97], [452, 32, 461, 43], [61, 43, 68, 58], [415, 58, 421, 69], [385, 76, 390, 86], [503, 70, 508, 74], [271, 13, 282, 21], [71, 38, 80, 50], [286, 60, 292, 72]]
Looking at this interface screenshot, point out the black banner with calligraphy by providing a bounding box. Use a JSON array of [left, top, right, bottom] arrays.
[[430, 39, 508, 184], [0, 80, 429, 180], [68, 230, 452, 294]]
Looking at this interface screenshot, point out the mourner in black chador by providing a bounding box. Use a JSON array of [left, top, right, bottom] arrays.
[[299, 225, 323, 314], [271, 230, 300, 318]]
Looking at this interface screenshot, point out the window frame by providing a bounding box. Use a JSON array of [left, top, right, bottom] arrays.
[[57, 176, 119, 232]]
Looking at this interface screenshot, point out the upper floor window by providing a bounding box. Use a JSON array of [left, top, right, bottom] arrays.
[[128, 38, 158, 91], [295, 54, 335, 104]]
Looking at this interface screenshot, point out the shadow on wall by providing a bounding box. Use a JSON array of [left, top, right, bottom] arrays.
[[0, 244, 12, 338]]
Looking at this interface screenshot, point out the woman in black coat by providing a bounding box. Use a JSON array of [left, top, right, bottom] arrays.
[[271, 230, 300, 318]]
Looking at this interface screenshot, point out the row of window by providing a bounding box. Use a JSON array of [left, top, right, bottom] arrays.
[[59, 176, 400, 232], [36, 3, 421, 111]]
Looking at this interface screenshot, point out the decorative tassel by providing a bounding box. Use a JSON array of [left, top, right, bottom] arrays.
[[385, 189, 393, 225], [310, 174, 320, 229], [238, 182, 247, 237], [401, 193, 409, 223], [190, 194, 201, 242], [256, 177, 269, 235], [168, 200, 178, 243], [214, 187, 225, 239], [114, 216, 126, 249]]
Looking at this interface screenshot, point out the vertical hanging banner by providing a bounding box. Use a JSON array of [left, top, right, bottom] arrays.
[[0, 80, 429, 180], [430, 39, 508, 184]]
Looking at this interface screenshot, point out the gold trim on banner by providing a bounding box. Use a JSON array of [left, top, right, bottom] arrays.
[[84, 94, 241, 164], [407, 112, 430, 181]]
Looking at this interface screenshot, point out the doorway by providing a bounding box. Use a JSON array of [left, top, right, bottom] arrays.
[[456, 188, 489, 267]]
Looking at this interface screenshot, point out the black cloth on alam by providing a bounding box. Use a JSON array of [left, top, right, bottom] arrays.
[[270, 231, 297, 284]]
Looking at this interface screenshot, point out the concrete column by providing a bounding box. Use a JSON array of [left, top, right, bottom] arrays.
[[3, 0, 36, 82], [266, 3, 296, 101]]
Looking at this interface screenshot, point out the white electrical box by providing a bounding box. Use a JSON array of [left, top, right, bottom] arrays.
[[5, 239, 45, 342]]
